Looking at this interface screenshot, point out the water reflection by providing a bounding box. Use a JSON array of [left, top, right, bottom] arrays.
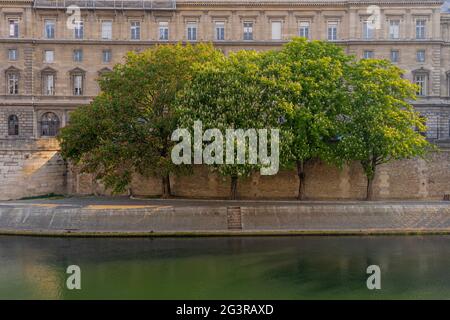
[[0, 236, 450, 299]]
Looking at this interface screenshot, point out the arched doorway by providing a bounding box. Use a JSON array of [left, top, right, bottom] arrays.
[[40, 112, 60, 137]]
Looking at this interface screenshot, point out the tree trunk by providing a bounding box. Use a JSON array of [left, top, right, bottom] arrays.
[[161, 174, 171, 198], [127, 187, 134, 198], [296, 160, 306, 200], [364, 157, 378, 201], [230, 175, 238, 200], [366, 177, 374, 201]]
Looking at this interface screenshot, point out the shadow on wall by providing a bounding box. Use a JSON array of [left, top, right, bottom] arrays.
[[0, 139, 66, 201], [67, 151, 450, 201]]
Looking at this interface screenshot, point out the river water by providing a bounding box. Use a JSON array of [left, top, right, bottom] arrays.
[[1, 235, 450, 299]]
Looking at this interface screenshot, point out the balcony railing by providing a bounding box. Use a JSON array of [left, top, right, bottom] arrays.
[[33, 0, 176, 10]]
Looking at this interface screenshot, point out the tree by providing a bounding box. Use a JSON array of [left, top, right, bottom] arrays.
[[342, 59, 433, 200], [275, 38, 353, 200], [176, 50, 294, 199], [58, 43, 222, 197]]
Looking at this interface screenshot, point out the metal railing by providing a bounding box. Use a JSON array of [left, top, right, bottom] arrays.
[[33, 0, 176, 10]]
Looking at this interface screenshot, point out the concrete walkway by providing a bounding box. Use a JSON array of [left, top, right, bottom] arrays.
[[0, 196, 449, 236]]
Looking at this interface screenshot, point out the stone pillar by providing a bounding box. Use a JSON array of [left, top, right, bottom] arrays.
[[349, 9, 357, 39], [32, 108, 38, 138], [62, 110, 67, 127], [175, 12, 182, 41], [119, 12, 124, 40], [231, 11, 238, 41], [432, 8, 441, 40], [316, 11, 323, 40], [201, 10, 209, 41], [378, 9, 385, 40], [87, 11, 93, 40], [287, 11, 295, 39], [405, 9, 412, 40], [258, 11, 266, 41], [431, 44, 442, 97]]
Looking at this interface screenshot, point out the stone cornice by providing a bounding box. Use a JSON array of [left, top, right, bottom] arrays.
[[0, 0, 32, 3], [177, 0, 444, 6], [0, 38, 448, 45], [4, 0, 440, 9], [2, 96, 449, 108]]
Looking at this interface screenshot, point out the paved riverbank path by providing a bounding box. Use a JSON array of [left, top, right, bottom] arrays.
[[0, 197, 449, 236]]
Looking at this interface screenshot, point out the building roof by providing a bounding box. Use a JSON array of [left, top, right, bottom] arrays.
[[27, 0, 446, 5], [0, 0, 444, 9]]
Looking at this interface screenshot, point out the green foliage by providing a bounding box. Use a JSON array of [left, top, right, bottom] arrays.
[[177, 49, 292, 179], [59, 39, 434, 200], [59, 43, 223, 194], [341, 58, 434, 199], [277, 38, 354, 168]]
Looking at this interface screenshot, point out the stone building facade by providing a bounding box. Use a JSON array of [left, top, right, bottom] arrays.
[[0, 0, 449, 200]]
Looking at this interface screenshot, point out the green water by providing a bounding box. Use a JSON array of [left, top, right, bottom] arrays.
[[1, 235, 450, 299]]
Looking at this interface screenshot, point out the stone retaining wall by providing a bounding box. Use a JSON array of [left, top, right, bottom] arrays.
[[1, 203, 449, 235], [69, 151, 450, 201], [1, 138, 449, 201], [0, 139, 66, 200]]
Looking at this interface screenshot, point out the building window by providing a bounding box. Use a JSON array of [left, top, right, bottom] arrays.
[[271, 21, 282, 40], [44, 50, 54, 63], [130, 21, 140, 40], [42, 73, 55, 95], [243, 22, 253, 40], [73, 49, 83, 62], [187, 22, 197, 41], [101, 20, 112, 40], [389, 20, 400, 39], [73, 74, 83, 96], [159, 21, 169, 41], [71, 72, 84, 96], [74, 21, 84, 39], [416, 19, 426, 39], [44, 19, 55, 39], [416, 50, 426, 62], [363, 21, 374, 39], [7, 73, 19, 95], [215, 21, 225, 41], [415, 115, 427, 136], [8, 19, 19, 38], [102, 49, 111, 63], [415, 74, 427, 96], [8, 49, 17, 61], [363, 50, 374, 59], [390, 50, 399, 63], [298, 21, 310, 39], [40, 112, 60, 137], [448, 74, 450, 96], [8, 115, 19, 136], [327, 22, 338, 41], [98, 67, 112, 77]]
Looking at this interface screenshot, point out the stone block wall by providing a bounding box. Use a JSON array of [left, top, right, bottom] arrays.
[[0, 138, 66, 200], [0, 138, 448, 201], [0, 108, 34, 139], [67, 150, 450, 201]]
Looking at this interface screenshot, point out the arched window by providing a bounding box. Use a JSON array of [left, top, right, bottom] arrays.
[[8, 114, 19, 136], [40, 112, 60, 136]]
